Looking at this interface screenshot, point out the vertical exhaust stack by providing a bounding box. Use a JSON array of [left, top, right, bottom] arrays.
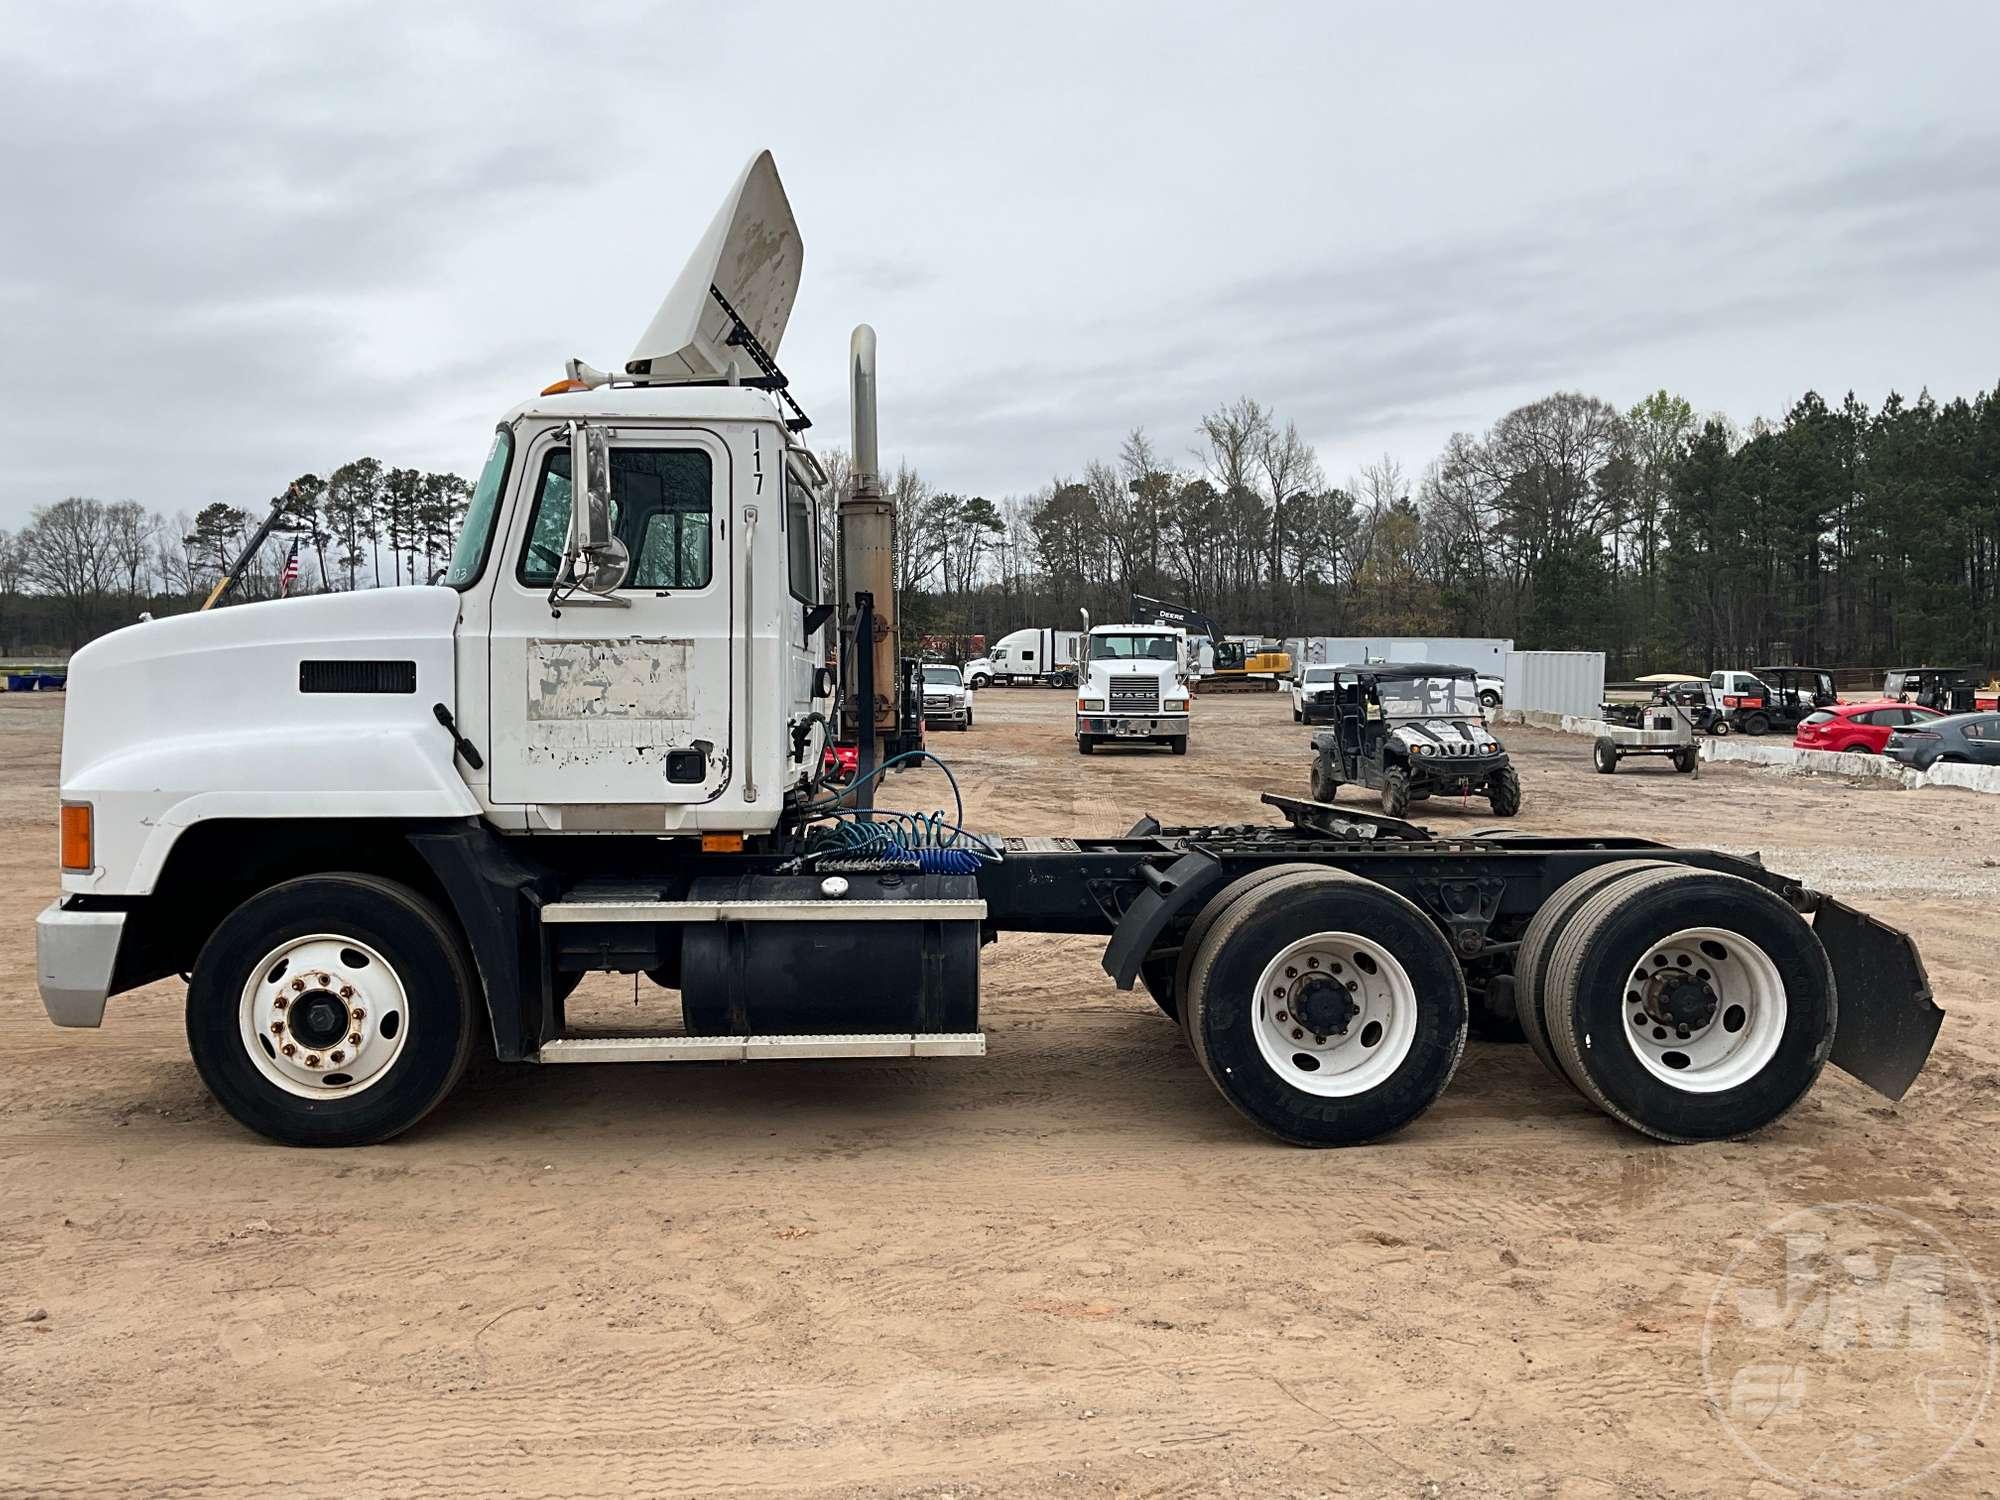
[[842, 325, 898, 787]]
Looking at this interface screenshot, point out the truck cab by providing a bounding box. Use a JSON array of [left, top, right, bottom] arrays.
[[1075, 624, 1190, 755]]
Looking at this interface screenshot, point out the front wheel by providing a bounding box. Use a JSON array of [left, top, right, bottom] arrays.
[[1077, 735, 1096, 755], [186, 874, 478, 1146], [969, 674, 990, 690], [1168, 736, 1188, 756], [1672, 746, 1697, 773], [1380, 767, 1412, 818], [1710, 718, 1732, 737], [1310, 755, 1340, 803], [1487, 766, 1522, 816], [1480, 690, 1501, 710], [1593, 738, 1619, 775]]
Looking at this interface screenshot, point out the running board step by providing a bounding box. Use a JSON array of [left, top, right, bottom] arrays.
[[528, 1033, 987, 1063]]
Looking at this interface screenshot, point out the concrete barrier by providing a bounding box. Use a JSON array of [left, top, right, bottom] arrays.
[[1699, 737, 2000, 795]]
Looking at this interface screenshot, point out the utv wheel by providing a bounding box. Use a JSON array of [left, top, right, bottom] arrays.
[[1310, 756, 1340, 803], [1710, 717, 1732, 737], [1741, 713, 1770, 737], [1487, 766, 1522, 816], [1168, 736, 1188, 756], [1077, 736, 1096, 755], [1593, 738, 1619, 775], [1513, 860, 1676, 1089], [1672, 746, 1697, 774], [1380, 768, 1412, 818], [1183, 869, 1468, 1145], [186, 874, 478, 1147], [1542, 868, 1836, 1142]]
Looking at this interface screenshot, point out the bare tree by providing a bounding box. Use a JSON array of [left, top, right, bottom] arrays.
[[21, 498, 118, 645]]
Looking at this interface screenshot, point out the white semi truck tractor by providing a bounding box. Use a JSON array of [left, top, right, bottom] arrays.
[[37, 152, 1942, 1148], [1074, 617, 1191, 755]]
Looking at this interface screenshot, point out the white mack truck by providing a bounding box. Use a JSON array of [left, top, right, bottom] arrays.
[[1074, 617, 1191, 755], [38, 152, 1941, 1149]]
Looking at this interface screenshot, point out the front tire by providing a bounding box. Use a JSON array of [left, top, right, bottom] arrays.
[[1077, 735, 1096, 755], [1672, 746, 1697, 773], [186, 874, 478, 1147], [1487, 765, 1522, 815], [1183, 869, 1468, 1145], [1381, 768, 1412, 818], [1593, 738, 1619, 774], [1310, 755, 1340, 803], [1168, 736, 1188, 756]]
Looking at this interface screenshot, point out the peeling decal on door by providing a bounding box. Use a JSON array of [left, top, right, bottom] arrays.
[[526, 639, 698, 765]]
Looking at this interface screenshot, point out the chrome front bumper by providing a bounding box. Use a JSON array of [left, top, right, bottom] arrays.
[[1078, 714, 1190, 738], [36, 899, 126, 1027]]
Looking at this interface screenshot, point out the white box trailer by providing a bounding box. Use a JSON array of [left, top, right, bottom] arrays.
[[1286, 636, 1513, 679]]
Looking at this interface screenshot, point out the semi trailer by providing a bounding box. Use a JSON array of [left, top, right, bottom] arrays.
[[38, 151, 1942, 1149]]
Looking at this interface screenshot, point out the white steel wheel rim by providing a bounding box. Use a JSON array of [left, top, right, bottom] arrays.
[[1620, 926, 1786, 1093], [237, 934, 411, 1100], [1251, 931, 1419, 1097]]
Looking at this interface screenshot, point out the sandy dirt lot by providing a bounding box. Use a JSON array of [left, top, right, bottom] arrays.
[[3, 686, 1996, 1497]]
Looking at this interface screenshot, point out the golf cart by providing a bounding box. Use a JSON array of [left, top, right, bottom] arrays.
[[1886, 666, 1981, 715], [1753, 665, 1838, 732], [1308, 664, 1521, 818]]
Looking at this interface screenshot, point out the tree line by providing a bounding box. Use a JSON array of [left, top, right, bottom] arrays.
[[875, 383, 2000, 677], [10, 382, 1999, 679], [0, 461, 471, 653]]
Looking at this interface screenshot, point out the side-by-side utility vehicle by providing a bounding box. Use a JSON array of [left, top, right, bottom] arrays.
[[38, 153, 1940, 1150], [1308, 665, 1522, 817]]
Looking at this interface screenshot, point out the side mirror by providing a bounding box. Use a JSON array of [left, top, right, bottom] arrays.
[[564, 422, 625, 594]]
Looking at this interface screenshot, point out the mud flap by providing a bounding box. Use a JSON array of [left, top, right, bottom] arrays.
[[1814, 897, 1943, 1101], [1099, 851, 1228, 991]]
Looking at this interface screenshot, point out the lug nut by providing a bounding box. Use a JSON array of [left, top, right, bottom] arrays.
[[270, 1022, 285, 1035], [1306, 957, 1319, 969], [1276, 1011, 1289, 1023], [291, 978, 306, 992], [329, 1051, 345, 1065], [348, 1032, 361, 1046], [281, 1043, 297, 1057], [273, 996, 288, 1011], [1291, 1027, 1304, 1040], [1285, 966, 1298, 979], [350, 1008, 365, 1023], [304, 1054, 321, 1068], [339, 985, 354, 999], [317, 975, 331, 987], [1315, 1035, 1327, 1045]]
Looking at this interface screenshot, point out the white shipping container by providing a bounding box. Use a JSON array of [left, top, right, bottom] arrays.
[[1502, 650, 1606, 718], [1286, 636, 1513, 678]]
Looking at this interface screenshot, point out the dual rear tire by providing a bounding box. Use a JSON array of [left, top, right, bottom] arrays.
[[1515, 864, 1835, 1141]]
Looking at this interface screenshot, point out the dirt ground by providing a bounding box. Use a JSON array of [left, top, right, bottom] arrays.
[[3, 686, 1997, 1498]]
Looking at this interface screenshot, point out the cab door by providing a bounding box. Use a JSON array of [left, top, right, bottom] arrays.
[[486, 423, 735, 809]]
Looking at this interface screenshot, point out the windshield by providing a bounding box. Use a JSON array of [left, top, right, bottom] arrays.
[[923, 666, 962, 687], [1303, 667, 1337, 683], [1091, 633, 1177, 661], [443, 426, 514, 589], [1377, 674, 1482, 718]]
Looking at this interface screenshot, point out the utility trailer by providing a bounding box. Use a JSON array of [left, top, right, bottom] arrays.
[[36, 151, 1942, 1150]]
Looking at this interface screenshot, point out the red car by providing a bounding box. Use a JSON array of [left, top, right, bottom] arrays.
[[1793, 699, 1943, 754]]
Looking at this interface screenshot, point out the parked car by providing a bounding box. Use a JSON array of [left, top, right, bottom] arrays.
[[1793, 700, 1942, 755], [1883, 711, 2000, 771], [1290, 663, 1340, 722], [1476, 675, 1504, 710], [920, 662, 972, 730]]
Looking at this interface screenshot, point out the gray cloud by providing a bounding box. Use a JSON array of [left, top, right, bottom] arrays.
[[3, 2, 1998, 528]]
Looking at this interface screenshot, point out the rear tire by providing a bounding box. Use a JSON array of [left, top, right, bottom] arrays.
[[1542, 868, 1835, 1141], [1487, 765, 1522, 816], [1672, 746, 1697, 773], [1594, 738, 1619, 774], [1742, 713, 1771, 737], [1139, 953, 1179, 1020], [186, 874, 478, 1147], [1381, 768, 1411, 818], [1183, 869, 1467, 1145], [1170, 863, 1328, 1044]]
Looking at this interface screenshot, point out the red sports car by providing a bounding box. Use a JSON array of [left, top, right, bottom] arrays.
[[1793, 699, 1943, 754]]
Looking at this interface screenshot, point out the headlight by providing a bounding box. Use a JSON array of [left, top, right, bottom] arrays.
[[1480, 740, 1498, 753], [1414, 743, 1434, 756], [1079, 698, 1106, 712]]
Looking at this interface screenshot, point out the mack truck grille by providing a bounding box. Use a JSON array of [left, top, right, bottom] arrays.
[[1109, 676, 1160, 713]]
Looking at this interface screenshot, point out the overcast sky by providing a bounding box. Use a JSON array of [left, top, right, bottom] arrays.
[[5, 1, 1999, 528]]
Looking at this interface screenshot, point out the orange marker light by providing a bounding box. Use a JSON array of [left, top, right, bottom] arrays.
[[701, 832, 745, 853], [540, 377, 588, 396], [60, 802, 93, 872]]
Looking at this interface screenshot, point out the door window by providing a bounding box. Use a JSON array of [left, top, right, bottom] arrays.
[[518, 446, 714, 589], [784, 468, 818, 604]]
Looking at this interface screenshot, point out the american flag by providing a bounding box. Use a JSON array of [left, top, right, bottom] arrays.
[[279, 538, 301, 595]]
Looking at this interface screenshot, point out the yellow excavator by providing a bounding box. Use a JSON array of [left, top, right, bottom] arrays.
[[1130, 594, 1290, 691]]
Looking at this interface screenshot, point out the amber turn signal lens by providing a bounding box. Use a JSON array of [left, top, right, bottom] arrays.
[[701, 832, 744, 853], [60, 802, 93, 872]]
